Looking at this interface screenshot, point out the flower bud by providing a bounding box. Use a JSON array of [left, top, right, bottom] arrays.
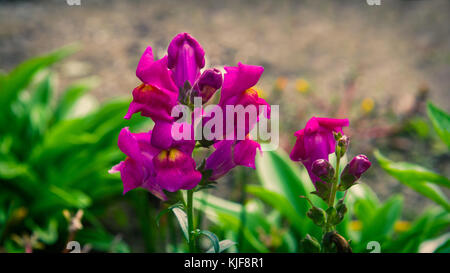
[[311, 181, 332, 202], [311, 159, 334, 183], [167, 33, 205, 88], [300, 234, 321, 253], [192, 68, 223, 104], [307, 206, 326, 227], [335, 198, 347, 223], [337, 135, 349, 158], [339, 154, 371, 191]]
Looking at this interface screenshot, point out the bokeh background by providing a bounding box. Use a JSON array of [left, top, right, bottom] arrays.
[[0, 0, 449, 252]]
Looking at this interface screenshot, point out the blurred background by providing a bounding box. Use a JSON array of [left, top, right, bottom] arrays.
[[0, 0, 449, 253]]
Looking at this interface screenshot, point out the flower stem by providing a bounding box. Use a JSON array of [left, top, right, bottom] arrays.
[[187, 189, 196, 253], [328, 155, 340, 208]]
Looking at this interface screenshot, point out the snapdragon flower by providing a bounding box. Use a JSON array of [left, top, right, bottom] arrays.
[[290, 117, 349, 186], [110, 126, 201, 200]]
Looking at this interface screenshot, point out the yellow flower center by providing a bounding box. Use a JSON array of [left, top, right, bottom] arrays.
[[138, 83, 157, 92], [157, 148, 182, 162]]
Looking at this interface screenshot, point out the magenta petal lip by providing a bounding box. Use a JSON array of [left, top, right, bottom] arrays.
[[290, 116, 349, 186], [153, 148, 202, 192], [110, 126, 202, 199], [109, 128, 167, 200], [216, 62, 269, 141], [205, 138, 261, 180]]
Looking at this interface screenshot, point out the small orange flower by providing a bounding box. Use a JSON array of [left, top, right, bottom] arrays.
[[275, 77, 288, 91]]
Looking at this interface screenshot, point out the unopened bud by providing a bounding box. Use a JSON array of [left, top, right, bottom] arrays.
[[192, 68, 222, 104], [300, 234, 321, 253], [307, 206, 326, 227], [327, 199, 347, 226], [311, 181, 332, 202], [339, 154, 371, 191], [311, 159, 334, 183], [337, 135, 349, 158]]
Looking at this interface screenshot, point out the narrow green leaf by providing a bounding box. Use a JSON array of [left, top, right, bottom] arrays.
[[375, 150, 450, 211], [360, 195, 403, 249], [199, 230, 220, 253], [206, 239, 237, 253], [0, 45, 77, 109], [76, 228, 130, 253], [172, 207, 189, 242], [155, 202, 183, 227], [427, 101, 450, 148], [54, 78, 97, 121], [246, 185, 305, 233], [255, 150, 315, 236], [374, 150, 450, 188], [194, 194, 271, 253]]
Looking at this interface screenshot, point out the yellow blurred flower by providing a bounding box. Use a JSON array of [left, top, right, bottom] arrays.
[[361, 98, 375, 114], [12, 207, 28, 221], [275, 77, 288, 91], [394, 221, 411, 232], [295, 78, 310, 93], [349, 220, 362, 231], [349, 220, 411, 233]]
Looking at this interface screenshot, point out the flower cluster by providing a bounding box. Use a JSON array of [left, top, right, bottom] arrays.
[[290, 117, 371, 201], [290, 117, 371, 253], [110, 33, 269, 199]]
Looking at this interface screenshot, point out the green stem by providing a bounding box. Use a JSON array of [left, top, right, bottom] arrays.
[[237, 168, 248, 253], [187, 189, 196, 253], [328, 155, 341, 208]]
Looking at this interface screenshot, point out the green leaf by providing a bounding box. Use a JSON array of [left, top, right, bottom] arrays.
[[359, 195, 403, 249], [246, 185, 305, 232], [374, 150, 450, 188], [32, 185, 92, 213], [0, 158, 31, 180], [375, 150, 450, 211], [0, 46, 77, 112], [194, 194, 271, 253], [383, 208, 447, 253], [255, 150, 316, 236], [427, 101, 450, 148], [155, 202, 183, 227], [198, 230, 220, 253], [32, 73, 53, 106], [172, 207, 189, 242], [206, 239, 237, 253], [433, 235, 450, 253], [76, 228, 130, 253], [54, 78, 97, 121], [29, 219, 58, 245]]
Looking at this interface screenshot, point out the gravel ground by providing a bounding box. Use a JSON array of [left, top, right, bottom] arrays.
[[1, 0, 449, 216]]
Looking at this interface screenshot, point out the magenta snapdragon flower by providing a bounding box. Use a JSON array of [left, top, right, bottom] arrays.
[[115, 32, 268, 193], [290, 117, 349, 186], [125, 47, 179, 150], [109, 127, 201, 200], [204, 63, 269, 179], [219, 62, 270, 139]]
